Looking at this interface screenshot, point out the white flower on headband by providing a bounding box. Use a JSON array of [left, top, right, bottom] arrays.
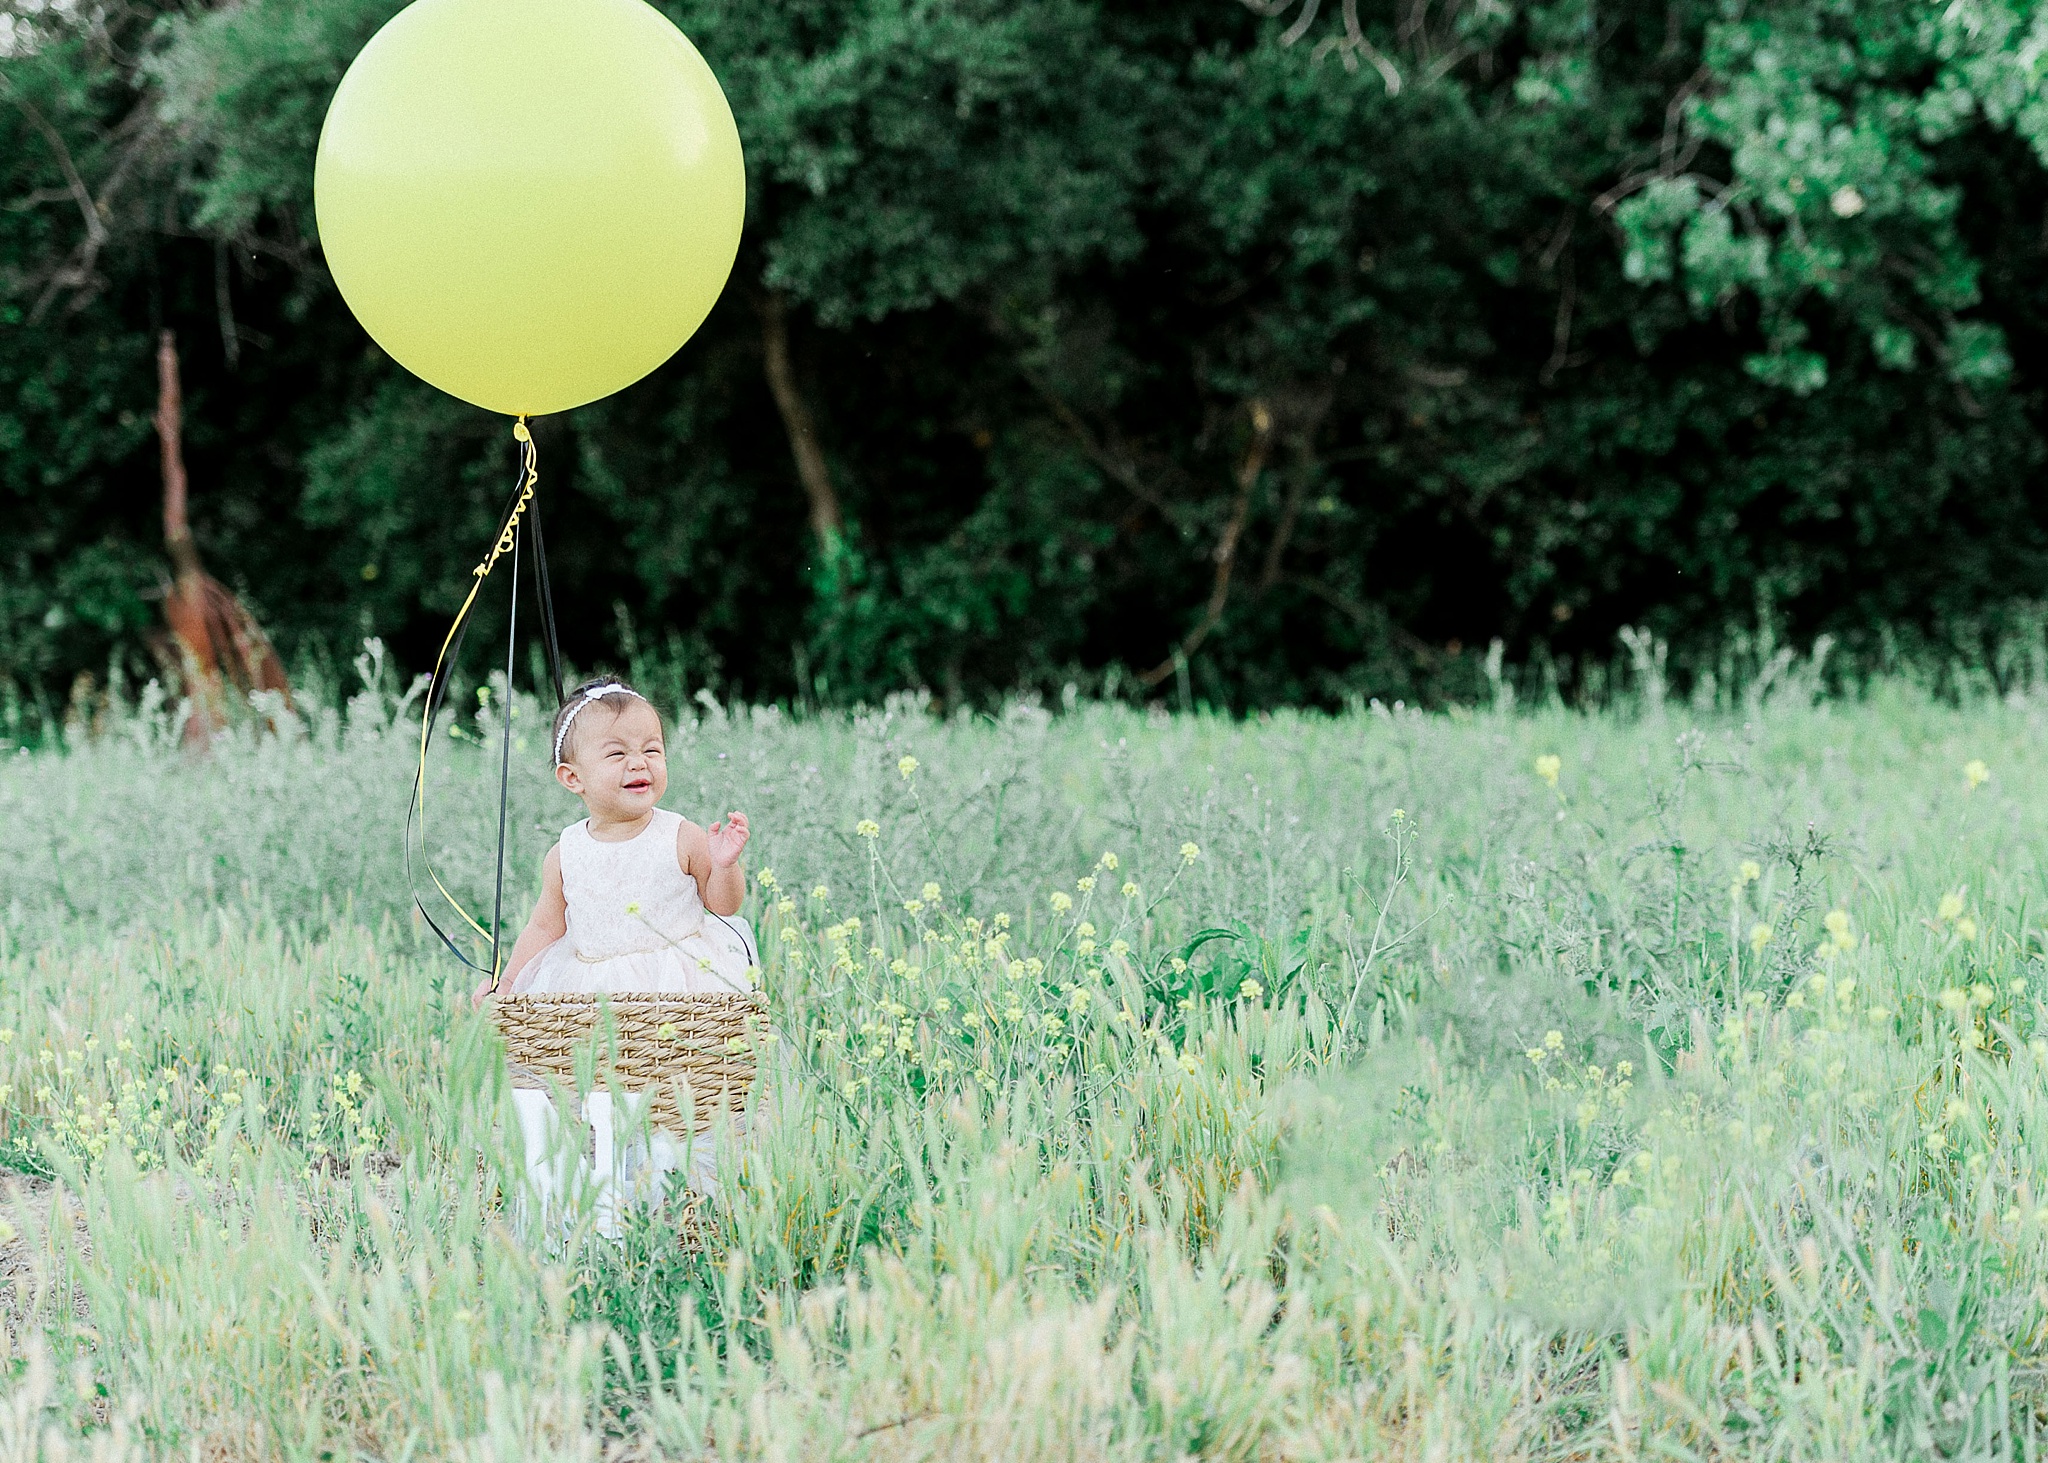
[[553, 683, 642, 766]]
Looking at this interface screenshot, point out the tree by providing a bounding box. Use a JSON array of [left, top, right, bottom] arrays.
[[9, 0, 2048, 723]]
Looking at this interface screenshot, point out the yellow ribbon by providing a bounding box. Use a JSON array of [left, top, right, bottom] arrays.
[[412, 417, 539, 966]]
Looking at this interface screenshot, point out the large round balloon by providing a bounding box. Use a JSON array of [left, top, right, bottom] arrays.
[[314, 0, 744, 417]]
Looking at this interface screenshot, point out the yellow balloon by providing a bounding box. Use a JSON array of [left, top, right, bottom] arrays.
[[314, 0, 745, 417]]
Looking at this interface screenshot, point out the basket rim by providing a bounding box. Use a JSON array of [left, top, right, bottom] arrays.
[[492, 991, 766, 1006]]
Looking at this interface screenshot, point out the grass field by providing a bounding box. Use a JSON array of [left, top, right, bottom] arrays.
[[2, 662, 2047, 1459]]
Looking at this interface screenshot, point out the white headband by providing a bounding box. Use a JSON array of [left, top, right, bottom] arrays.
[[553, 683, 642, 766]]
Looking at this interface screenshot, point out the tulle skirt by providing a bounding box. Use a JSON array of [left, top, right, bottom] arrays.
[[516, 916, 755, 996]]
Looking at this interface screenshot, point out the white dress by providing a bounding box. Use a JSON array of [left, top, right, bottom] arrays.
[[508, 808, 756, 1232], [514, 807, 755, 996]]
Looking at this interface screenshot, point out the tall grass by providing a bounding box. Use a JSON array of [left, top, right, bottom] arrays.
[[1, 664, 2046, 1458]]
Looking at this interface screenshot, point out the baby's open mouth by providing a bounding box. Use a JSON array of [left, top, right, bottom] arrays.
[[624, 777, 652, 793]]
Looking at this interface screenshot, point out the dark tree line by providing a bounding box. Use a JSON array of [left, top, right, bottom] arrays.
[[7, 0, 2048, 719]]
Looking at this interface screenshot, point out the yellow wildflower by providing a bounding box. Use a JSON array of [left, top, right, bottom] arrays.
[[1180, 842, 1201, 864], [1965, 759, 1991, 790], [1938, 891, 1965, 922], [855, 819, 881, 839], [1956, 916, 1978, 943], [898, 755, 919, 778], [1749, 924, 1772, 955], [1049, 891, 1073, 914], [1534, 754, 1561, 787]]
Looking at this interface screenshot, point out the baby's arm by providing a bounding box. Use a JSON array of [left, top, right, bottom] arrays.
[[471, 845, 567, 1006], [680, 812, 748, 916]]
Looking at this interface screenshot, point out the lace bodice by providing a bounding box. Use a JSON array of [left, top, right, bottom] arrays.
[[559, 808, 706, 962]]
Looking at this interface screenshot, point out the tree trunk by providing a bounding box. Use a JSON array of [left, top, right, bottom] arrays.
[[157, 330, 223, 743], [759, 290, 843, 548], [1139, 400, 1275, 689], [154, 330, 289, 746]]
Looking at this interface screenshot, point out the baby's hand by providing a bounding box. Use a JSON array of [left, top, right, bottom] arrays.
[[708, 811, 750, 868]]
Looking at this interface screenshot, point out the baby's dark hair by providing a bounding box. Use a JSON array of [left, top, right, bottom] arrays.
[[548, 676, 656, 767]]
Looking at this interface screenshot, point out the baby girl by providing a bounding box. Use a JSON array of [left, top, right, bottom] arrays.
[[481, 677, 753, 1001], [477, 677, 754, 1226]]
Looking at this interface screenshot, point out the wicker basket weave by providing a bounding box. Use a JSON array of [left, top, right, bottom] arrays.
[[491, 991, 767, 1135]]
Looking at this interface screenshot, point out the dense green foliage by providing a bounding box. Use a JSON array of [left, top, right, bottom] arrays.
[[9, 0, 2048, 715], [5, 687, 2048, 1454]]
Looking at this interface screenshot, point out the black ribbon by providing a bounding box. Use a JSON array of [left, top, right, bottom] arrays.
[[405, 437, 559, 978]]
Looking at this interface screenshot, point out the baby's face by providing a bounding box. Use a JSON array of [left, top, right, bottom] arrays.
[[556, 699, 667, 821]]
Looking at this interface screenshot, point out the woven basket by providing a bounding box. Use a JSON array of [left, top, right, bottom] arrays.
[[491, 991, 767, 1134]]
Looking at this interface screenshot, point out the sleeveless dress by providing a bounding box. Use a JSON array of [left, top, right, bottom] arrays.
[[513, 807, 754, 995], [507, 807, 756, 1230]]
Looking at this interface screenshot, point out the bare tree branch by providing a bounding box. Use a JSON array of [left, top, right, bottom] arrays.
[[1280, 0, 1323, 47], [1660, 66, 1712, 175], [759, 289, 844, 548], [5, 88, 158, 322], [214, 243, 240, 370], [1313, 0, 1402, 94], [0, 77, 105, 254], [1256, 381, 1333, 592], [1539, 211, 1575, 273], [1285, 572, 1437, 656], [1541, 250, 1579, 385], [1258, 469, 1310, 594], [1591, 67, 1715, 217], [1139, 400, 1275, 688], [1024, 370, 1196, 531]]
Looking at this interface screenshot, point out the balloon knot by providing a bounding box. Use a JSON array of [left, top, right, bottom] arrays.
[[512, 419, 531, 443]]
